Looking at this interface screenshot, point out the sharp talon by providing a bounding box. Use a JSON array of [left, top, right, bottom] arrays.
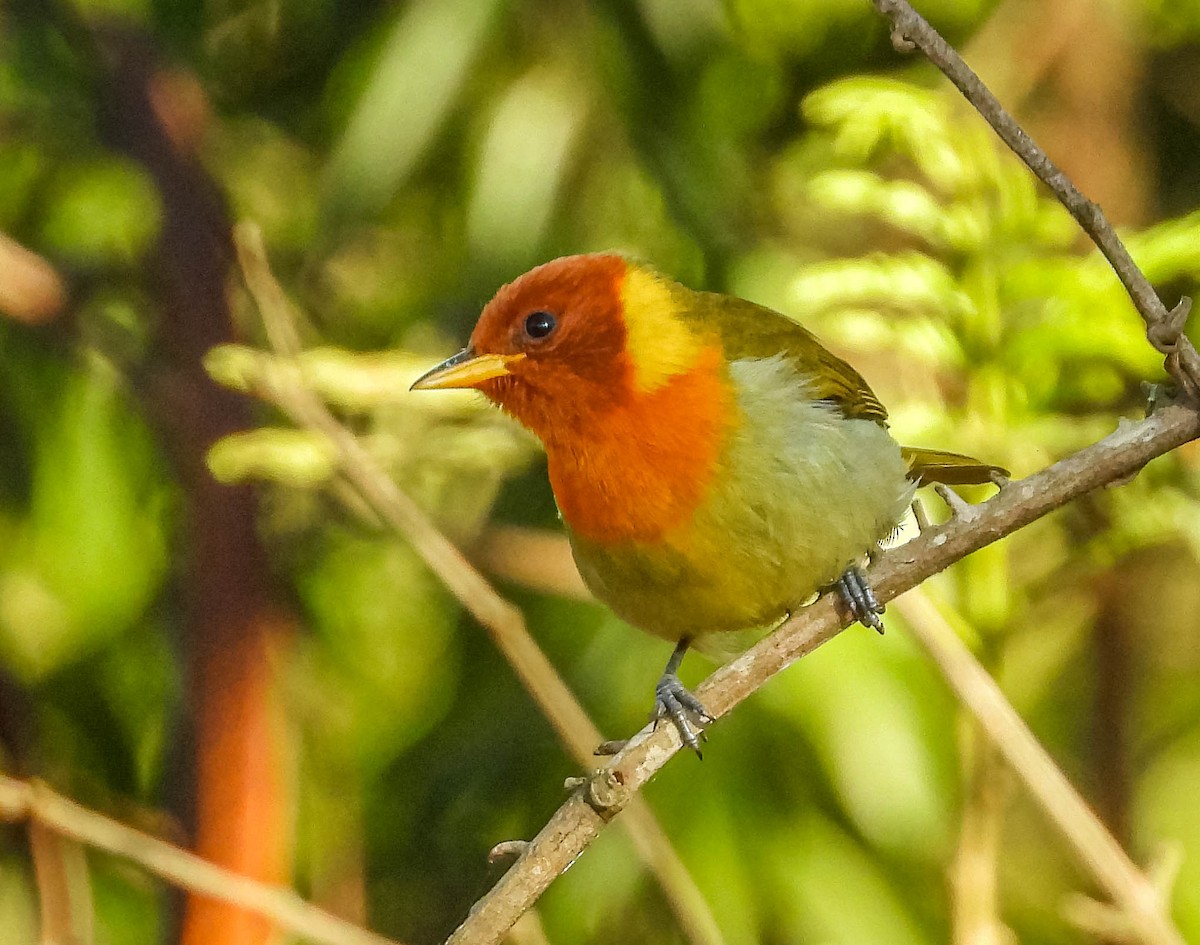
[[648, 639, 711, 756], [653, 672, 710, 756], [837, 565, 885, 633]]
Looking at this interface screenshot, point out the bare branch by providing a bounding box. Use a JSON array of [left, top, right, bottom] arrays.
[[871, 0, 1200, 399], [0, 776, 402, 945], [446, 403, 1200, 945]]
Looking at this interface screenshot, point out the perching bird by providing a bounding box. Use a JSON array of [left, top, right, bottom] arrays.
[[412, 254, 1003, 752]]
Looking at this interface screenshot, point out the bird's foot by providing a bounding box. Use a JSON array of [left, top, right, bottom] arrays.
[[653, 672, 713, 758], [837, 565, 884, 634]]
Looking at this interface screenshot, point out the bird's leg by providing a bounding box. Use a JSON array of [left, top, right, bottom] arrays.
[[653, 637, 713, 757], [837, 564, 884, 634]]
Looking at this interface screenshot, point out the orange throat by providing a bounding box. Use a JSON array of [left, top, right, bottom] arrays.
[[545, 347, 734, 544]]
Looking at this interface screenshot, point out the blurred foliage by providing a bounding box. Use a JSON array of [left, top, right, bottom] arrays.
[[2, 1, 1200, 944]]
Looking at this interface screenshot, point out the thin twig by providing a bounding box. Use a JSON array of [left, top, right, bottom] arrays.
[[948, 737, 1012, 945], [446, 402, 1200, 945], [233, 222, 727, 945], [863, 6, 1190, 942], [29, 820, 94, 945], [893, 591, 1181, 945], [0, 776, 402, 945], [872, 0, 1200, 400]]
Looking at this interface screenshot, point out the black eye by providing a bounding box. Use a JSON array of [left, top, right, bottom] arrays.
[[524, 310, 557, 340]]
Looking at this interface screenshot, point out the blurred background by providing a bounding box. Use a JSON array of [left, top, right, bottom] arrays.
[[3, 0, 1200, 942]]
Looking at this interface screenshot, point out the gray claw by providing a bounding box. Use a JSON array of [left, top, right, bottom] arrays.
[[838, 565, 885, 633], [653, 672, 712, 757]]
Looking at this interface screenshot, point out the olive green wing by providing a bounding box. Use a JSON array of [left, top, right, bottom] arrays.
[[901, 448, 1009, 486], [680, 289, 889, 424], [672, 286, 1008, 484]]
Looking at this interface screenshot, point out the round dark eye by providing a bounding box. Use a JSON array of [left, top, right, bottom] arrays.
[[524, 310, 557, 340]]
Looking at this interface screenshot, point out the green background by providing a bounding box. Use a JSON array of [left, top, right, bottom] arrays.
[[2, 0, 1200, 942]]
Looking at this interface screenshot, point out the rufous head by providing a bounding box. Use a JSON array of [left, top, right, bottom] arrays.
[[411, 254, 704, 444]]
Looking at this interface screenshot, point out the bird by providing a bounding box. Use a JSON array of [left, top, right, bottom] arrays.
[[411, 253, 1003, 753]]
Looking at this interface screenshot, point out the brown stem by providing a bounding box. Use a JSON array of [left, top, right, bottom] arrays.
[[948, 735, 1012, 945], [0, 776, 402, 945], [1092, 574, 1133, 846], [893, 590, 1174, 943], [30, 820, 94, 945], [93, 29, 294, 945], [872, 0, 1200, 399]]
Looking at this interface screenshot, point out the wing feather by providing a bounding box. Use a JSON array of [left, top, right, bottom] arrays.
[[680, 290, 889, 423], [668, 283, 1007, 486]]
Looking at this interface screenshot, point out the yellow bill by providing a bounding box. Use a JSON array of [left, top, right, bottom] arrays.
[[410, 349, 525, 391]]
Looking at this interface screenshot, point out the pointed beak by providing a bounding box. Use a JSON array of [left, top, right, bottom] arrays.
[[409, 348, 526, 391]]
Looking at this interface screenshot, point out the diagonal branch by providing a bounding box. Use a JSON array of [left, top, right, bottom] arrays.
[[0, 775, 402, 945], [445, 402, 1199, 945], [892, 590, 1181, 945], [29, 820, 94, 945], [872, 0, 1200, 399]]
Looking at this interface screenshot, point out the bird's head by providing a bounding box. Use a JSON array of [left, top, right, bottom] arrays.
[[411, 254, 710, 445]]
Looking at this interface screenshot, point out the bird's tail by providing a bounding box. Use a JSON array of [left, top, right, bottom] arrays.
[[901, 447, 1008, 486]]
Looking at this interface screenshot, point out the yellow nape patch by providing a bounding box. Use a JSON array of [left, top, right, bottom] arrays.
[[620, 266, 704, 392]]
